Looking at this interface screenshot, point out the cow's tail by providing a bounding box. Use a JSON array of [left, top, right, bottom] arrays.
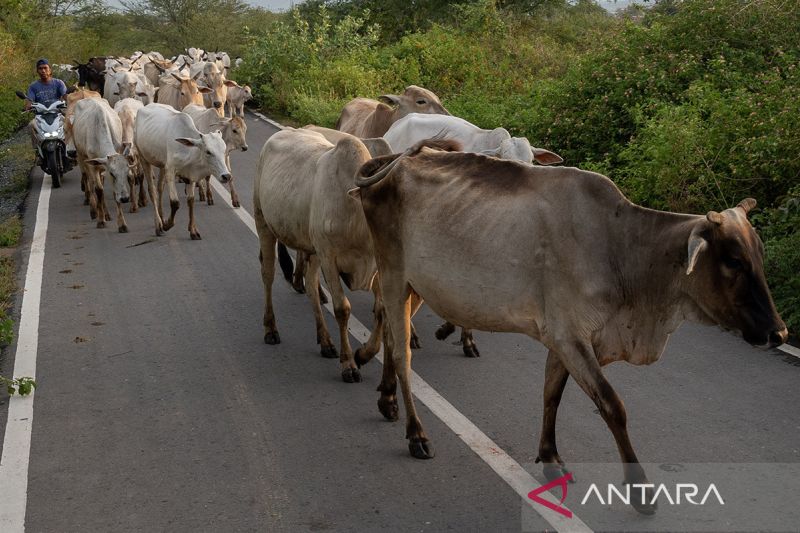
[[356, 134, 461, 188], [277, 243, 295, 285]]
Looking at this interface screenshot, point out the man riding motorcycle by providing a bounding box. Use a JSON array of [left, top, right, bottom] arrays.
[[26, 59, 68, 158]]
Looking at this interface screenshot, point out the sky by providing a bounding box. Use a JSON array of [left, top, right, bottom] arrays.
[[106, 0, 635, 13]]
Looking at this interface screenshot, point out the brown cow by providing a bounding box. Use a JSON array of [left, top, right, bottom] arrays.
[[335, 85, 449, 138], [352, 145, 787, 515]]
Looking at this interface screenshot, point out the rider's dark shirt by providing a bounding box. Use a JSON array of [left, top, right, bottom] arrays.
[[26, 79, 67, 107]]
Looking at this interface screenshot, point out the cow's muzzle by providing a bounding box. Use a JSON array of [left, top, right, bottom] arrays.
[[241, 145, 248, 152], [220, 173, 232, 182], [213, 101, 222, 108], [119, 196, 130, 204]]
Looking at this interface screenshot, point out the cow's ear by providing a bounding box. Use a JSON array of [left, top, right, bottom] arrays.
[[378, 94, 401, 106], [223, 80, 238, 87], [86, 157, 108, 167], [175, 137, 200, 147], [198, 87, 213, 94], [686, 226, 709, 275], [480, 148, 500, 157], [347, 187, 361, 201], [533, 148, 563, 166]]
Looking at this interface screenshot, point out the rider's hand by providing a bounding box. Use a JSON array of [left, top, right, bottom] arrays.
[[24, 100, 32, 111]]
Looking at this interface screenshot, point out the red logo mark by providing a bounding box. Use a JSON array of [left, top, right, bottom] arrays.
[[527, 472, 573, 519]]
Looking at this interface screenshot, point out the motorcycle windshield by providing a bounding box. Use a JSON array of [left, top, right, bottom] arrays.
[[41, 113, 60, 126]]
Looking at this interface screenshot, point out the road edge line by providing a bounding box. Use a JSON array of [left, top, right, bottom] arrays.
[[0, 173, 51, 532], [209, 174, 592, 533]]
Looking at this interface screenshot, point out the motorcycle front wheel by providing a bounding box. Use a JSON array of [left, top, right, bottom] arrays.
[[46, 150, 62, 188]]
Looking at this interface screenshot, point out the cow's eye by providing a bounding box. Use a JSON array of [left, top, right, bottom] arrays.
[[723, 256, 743, 270], [232, 129, 238, 133], [416, 99, 426, 105], [206, 151, 212, 155]]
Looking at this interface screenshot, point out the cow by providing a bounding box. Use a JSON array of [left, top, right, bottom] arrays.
[[384, 113, 563, 356], [114, 98, 148, 211], [384, 113, 563, 165], [273, 125, 399, 303], [253, 128, 393, 383], [145, 58, 176, 87], [103, 69, 140, 108], [133, 103, 231, 240], [74, 57, 107, 94], [351, 143, 788, 515], [71, 98, 132, 231], [65, 88, 102, 158], [335, 85, 450, 138], [190, 62, 236, 116], [225, 82, 252, 117], [182, 103, 248, 207], [156, 72, 212, 111]]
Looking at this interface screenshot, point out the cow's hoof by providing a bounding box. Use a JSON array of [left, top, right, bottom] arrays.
[[463, 345, 480, 358], [232, 200, 241, 208], [291, 282, 305, 294], [354, 347, 370, 368], [629, 484, 657, 515], [84, 198, 90, 206], [264, 331, 281, 345], [378, 396, 398, 421], [207, 199, 214, 206], [104, 213, 112, 222], [410, 332, 421, 350], [542, 463, 575, 483], [156, 227, 164, 237], [97, 221, 106, 229], [342, 367, 362, 383], [190, 232, 202, 240], [435, 323, 455, 340], [320, 345, 338, 359], [118, 225, 128, 234], [408, 438, 435, 460], [130, 207, 138, 214], [163, 221, 173, 231]]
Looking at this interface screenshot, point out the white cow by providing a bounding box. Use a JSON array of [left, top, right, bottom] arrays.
[[104, 69, 140, 108], [190, 61, 236, 116], [114, 98, 148, 211], [133, 103, 230, 239], [71, 98, 132, 231], [156, 72, 212, 111], [225, 83, 252, 117], [182, 103, 248, 207], [384, 113, 563, 165]]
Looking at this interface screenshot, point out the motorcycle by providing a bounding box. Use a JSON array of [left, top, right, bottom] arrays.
[[15, 90, 72, 188]]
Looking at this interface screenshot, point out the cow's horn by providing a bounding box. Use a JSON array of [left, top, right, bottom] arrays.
[[706, 211, 724, 225], [737, 198, 757, 215]]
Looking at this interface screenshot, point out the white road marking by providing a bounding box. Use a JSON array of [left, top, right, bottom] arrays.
[[210, 175, 592, 533], [0, 174, 52, 532], [248, 110, 285, 131], [778, 343, 800, 359]]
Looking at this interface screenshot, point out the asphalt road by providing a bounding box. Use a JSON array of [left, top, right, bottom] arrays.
[[1, 111, 799, 532]]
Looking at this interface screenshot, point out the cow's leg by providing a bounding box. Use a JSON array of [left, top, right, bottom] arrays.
[[94, 170, 108, 228], [435, 321, 456, 340], [115, 189, 128, 233], [354, 278, 384, 369], [128, 173, 138, 213], [535, 351, 572, 482], [142, 161, 163, 236], [383, 283, 433, 459], [305, 254, 336, 359], [254, 205, 279, 344], [556, 343, 655, 514], [186, 181, 201, 240], [226, 154, 240, 208], [319, 259, 359, 383], [377, 313, 398, 421], [197, 178, 207, 202], [204, 176, 214, 205], [137, 169, 148, 207], [460, 328, 479, 358], [162, 168, 179, 231]]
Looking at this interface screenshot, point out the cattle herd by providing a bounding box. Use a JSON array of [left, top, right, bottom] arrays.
[[59, 47, 788, 516]]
